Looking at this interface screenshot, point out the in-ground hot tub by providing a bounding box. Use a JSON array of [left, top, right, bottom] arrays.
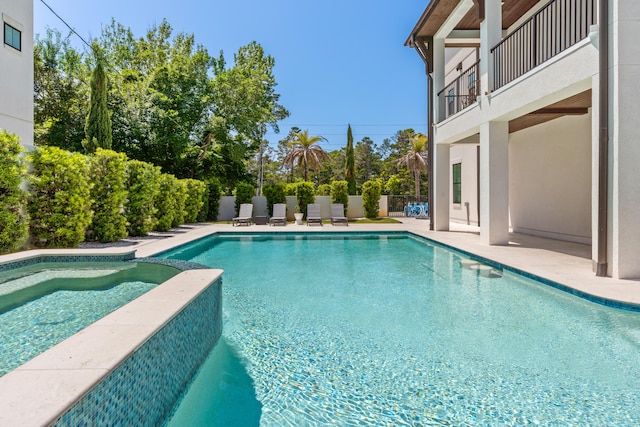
[[0, 260, 180, 376]]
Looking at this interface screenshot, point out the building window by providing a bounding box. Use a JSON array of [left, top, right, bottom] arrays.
[[4, 22, 21, 51], [452, 163, 461, 204], [448, 88, 455, 115], [468, 72, 476, 96]]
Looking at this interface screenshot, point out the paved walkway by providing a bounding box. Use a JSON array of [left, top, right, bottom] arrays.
[[4, 218, 640, 306]]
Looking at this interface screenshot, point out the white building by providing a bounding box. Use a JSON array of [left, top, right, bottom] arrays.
[[407, 0, 640, 279], [0, 0, 33, 149]]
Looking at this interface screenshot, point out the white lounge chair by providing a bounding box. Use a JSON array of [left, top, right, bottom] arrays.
[[306, 204, 322, 226], [269, 203, 287, 226], [330, 203, 348, 226], [233, 203, 253, 226]]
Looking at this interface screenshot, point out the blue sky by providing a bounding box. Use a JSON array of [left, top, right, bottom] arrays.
[[34, 0, 429, 152]]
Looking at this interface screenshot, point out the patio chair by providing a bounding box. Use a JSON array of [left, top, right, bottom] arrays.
[[306, 204, 322, 226], [330, 203, 348, 226], [269, 203, 287, 226], [233, 203, 254, 226]]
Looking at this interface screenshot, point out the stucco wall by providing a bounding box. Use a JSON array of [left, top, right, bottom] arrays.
[[0, 0, 33, 149], [450, 144, 479, 226], [509, 112, 592, 244]]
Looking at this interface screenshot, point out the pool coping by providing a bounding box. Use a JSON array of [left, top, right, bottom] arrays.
[[0, 267, 223, 427]]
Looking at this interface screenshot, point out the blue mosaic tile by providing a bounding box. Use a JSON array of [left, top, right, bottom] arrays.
[[133, 257, 210, 272], [53, 277, 222, 426], [0, 253, 135, 273]]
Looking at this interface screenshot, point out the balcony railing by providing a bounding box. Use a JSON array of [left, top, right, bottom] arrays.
[[491, 0, 596, 90], [437, 60, 480, 122]]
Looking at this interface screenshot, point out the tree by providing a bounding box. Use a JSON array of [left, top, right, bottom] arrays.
[[33, 28, 89, 152], [345, 124, 356, 194], [355, 136, 382, 187], [397, 133, 428, 198], [283, 130, 329, 181], [84, 43, 112, 153]]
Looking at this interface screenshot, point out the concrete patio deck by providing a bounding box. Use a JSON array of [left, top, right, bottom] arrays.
[[124, 218, 640, 308]]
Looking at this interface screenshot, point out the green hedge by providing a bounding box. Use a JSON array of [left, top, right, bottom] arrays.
[[184, 179, 206, 223], [296, 181, 315, 219], [284, 183, 297, 196], [0, 130, 29, 254], [88, 148, 129, 243], [154, 174, 179, 232], [263, 183, 286, 216], [206, 179, 222, 221], [362, 179, 382, 219], [28, 146, 93, 247], [331, 180, 349, 215], [234, 182, 255, 215], [172, 179, 188, 227], [316, 183, 331, 196], [125, 160, 161, 236]]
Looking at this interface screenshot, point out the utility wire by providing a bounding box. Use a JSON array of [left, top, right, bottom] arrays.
[[39, 0, 93, 51]]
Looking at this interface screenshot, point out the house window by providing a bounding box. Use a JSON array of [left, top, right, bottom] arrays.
[[468, 72, 476, 96], [452, 163, 461, 204], [448, 88, 455, 114], [4, 23, 21, 51]]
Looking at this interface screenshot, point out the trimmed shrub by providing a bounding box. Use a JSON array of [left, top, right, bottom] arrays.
[[263, 183, 286, 216], [172, 179, 188, 227], [330, 180, 349, 215], [88, 148, 129, 243], [125, 160, 161, 236], [296, 181, 315, 219], [154, 174, 179, 232], [284, 183, 297, 196], [234, 182, 255, 215], [206, 179, 222, 221], [362, 179, 382, 219], [0, 130, 29, 254], [28, 146, 93, 247], [183, 179, 206, 223], [316, 183, 331, 196]]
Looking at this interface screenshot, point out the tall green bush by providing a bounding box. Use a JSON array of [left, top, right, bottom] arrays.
[[234, 182, 255, 215], [154, 174, 179, 232], [125, 160, 161, 236], [330, 180, 349, 215], [183, 179, 206, 223], [28, 146, 93, 247], [284, 183, 297, 196], [296, 181, 315, 218], [362, 179, 382, 219], [172, 179, 188, 227], [316, 183, 331, 196], [0, 130, 29, 254], [263, 183, 286, 216], [88, 148, 128, 242], [206, 179, 222, 221]]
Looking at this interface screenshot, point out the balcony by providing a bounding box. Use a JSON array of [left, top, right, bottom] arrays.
[[491, 0, 597, 90], [437, 60, 480, 122]]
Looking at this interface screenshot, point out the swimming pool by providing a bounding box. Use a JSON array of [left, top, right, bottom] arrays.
[[0, 261, 179, 376], [161, 233, 640, 426]]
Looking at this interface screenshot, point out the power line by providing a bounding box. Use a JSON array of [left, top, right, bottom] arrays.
[[39, 0, 93, 51]]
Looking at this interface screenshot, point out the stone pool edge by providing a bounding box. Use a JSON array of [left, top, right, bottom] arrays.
[[0, 263, 222, 426]]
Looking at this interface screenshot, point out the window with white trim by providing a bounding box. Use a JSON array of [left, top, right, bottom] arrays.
[[4, 22, 21, 51]]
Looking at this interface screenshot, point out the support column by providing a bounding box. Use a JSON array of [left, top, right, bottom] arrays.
[[610, 0, 640, 278], [434, 143, 450, 231], [480, 121, 509, 245], [479, 0, 502, 93]]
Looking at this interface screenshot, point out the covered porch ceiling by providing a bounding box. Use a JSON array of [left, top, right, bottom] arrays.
[[406, 0, 540, 43]]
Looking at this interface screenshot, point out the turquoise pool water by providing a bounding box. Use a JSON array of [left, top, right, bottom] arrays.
[[162, 233, 640, 426], [0, 262, 179, 376]]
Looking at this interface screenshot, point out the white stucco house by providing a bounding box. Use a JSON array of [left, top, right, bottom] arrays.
[[407, 0, 639, 279], [0, 0, 33, 149]]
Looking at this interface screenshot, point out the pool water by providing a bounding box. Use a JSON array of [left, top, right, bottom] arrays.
[[0, 262, 178, 376], [162, 234, 640, 426]]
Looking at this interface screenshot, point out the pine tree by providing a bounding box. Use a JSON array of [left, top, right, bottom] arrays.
[[84, 44, 112, 153], [345, 124, 356, 194]]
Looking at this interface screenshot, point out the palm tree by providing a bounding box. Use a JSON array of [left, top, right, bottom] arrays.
[[283, 130, 329, 181], [397, 133, 428, 198]]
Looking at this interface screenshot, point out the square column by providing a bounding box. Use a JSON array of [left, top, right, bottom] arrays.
[[434, 143, 450, 231], [480, 121, 509, 245]]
